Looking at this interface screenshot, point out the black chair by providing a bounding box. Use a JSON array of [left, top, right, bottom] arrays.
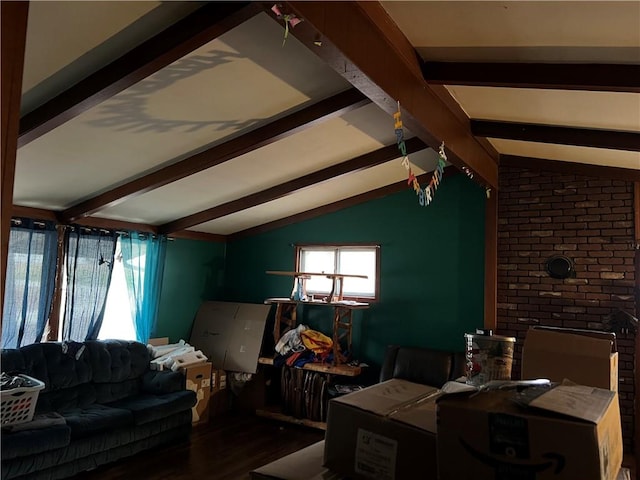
[[379, 345, 466, 388]]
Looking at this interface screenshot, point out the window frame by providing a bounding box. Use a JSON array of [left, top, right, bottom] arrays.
[[294, 243, 380, 302]]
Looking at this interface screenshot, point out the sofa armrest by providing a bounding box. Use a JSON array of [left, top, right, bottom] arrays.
[[141, 370, 185, 394]]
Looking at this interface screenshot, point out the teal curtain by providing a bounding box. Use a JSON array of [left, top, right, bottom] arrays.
[[2, 219, 58, 348], [120, 233, 167, 343]]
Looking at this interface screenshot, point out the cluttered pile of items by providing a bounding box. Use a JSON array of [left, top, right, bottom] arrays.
[[147, 338, 227, 424], [252, 325, 630, 480]]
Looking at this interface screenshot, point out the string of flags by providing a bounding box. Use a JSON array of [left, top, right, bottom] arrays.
[[394, 102, 446, 207], [272, 4, 302, 46]]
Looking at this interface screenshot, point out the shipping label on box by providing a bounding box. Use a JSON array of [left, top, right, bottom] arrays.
[[211, 368, 226, 392], [437, 386, 623, 480], [521, 327, 618, 391], [324, 379, 440, 480]]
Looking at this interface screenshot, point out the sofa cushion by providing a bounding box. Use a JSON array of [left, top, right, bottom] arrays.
[[94, 379, 142, 404], [110, 391, 196, 425], [142, 369, 185, 395], [61, 404, 134, 439], [85, 340, 149, 383], [36, 383, 97, 414], [1, 424, 71, 460], [1, 411, 192, 480]]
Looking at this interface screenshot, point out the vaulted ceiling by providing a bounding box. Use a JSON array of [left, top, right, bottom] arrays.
[[7, 1, 640, 241]]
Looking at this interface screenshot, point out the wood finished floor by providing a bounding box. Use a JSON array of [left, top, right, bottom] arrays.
[[71, 413, 324, 480], [61, 412, 638, 480]]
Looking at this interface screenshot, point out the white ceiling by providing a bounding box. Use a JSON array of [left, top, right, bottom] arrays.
[[13, 1, 640, 237]]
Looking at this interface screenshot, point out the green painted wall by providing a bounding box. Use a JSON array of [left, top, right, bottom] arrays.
[[224, 174, 486, 368], [155, 238, 226, 343]]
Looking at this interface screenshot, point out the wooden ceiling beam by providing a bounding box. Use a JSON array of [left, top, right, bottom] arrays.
[[501, 155, 640, 182], [18, 1, 262, 147], [11, 205, 225, 242], [158, 137, 427, 234], [423, 62, 640, 93], [60, 88, 370, 223], [281, 1, 498, 189], [472, 120, 640, 152]]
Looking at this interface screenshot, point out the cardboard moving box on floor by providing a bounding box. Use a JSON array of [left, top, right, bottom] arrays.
[[437, 384, 623, 480], [251, 441, 344, 480], [521, 326, 618, 390], [182, 362, 212, 424], [324, 378, 440, 480]]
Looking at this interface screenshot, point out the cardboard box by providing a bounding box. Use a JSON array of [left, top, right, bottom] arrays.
[[251, 441, 344, 480], [521, 326, 618, 390], [324, 379, 439, 480], [190, 301, 270, 374], [183, 362, 212, 424], [437, 385, 623, 480], [212, 368, 226, 393]]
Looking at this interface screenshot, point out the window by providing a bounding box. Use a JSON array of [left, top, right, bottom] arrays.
[[58, 239, 135, 341], [296, 244, 379, 301], [1, 220, 58, 348], [99, 242, 136, 341]]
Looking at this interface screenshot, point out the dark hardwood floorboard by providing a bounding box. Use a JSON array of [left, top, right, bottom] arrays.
[[71, 413, 324, 480]]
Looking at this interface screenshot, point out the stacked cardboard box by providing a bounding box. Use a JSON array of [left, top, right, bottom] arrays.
[[323, 379, 439, 479], [437, 384, 623, 480], [521, 326, 618, 390], [320, 325, 624, 480]]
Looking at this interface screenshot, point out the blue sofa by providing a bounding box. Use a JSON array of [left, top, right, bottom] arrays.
[[1, 340, 197, 480]]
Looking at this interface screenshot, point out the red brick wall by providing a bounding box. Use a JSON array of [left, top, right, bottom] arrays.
[[496, 166, 637, 451]]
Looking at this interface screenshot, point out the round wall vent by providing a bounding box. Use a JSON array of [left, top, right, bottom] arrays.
[[545, 255, 575, 279]]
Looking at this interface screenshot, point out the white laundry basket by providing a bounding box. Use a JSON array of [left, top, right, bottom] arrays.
[[1, 374, 45, 427]]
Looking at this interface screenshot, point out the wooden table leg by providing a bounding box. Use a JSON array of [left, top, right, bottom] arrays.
[[331, 306, 353, 365], [273, 302, 297, 344]]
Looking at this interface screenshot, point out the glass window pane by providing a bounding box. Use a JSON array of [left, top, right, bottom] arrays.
[[301, 249, 334, 293], [339, 249, 376, 297], [99, 241, 136, 341]]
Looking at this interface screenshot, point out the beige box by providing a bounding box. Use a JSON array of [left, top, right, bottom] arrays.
[[251, 441, 344, 480], [437, 385, 623, 480], [190, 301, 270, 374], [324, 379, 439, 480], [183, 362, 212, 424], [521, 326, 618, 390], [211, 368, 226, 393]]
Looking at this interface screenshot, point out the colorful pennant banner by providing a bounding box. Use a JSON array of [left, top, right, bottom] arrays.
[[272, 4, 302, 46], [394, 103, 447, 207]]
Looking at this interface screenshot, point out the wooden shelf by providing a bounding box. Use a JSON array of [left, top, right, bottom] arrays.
[[255, 407, 326, 431], [264, 297, 369, 309], [258, 356, 362, 377]]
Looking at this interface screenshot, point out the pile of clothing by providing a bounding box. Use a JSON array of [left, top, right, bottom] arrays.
[[274, 324, 337, 367]]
